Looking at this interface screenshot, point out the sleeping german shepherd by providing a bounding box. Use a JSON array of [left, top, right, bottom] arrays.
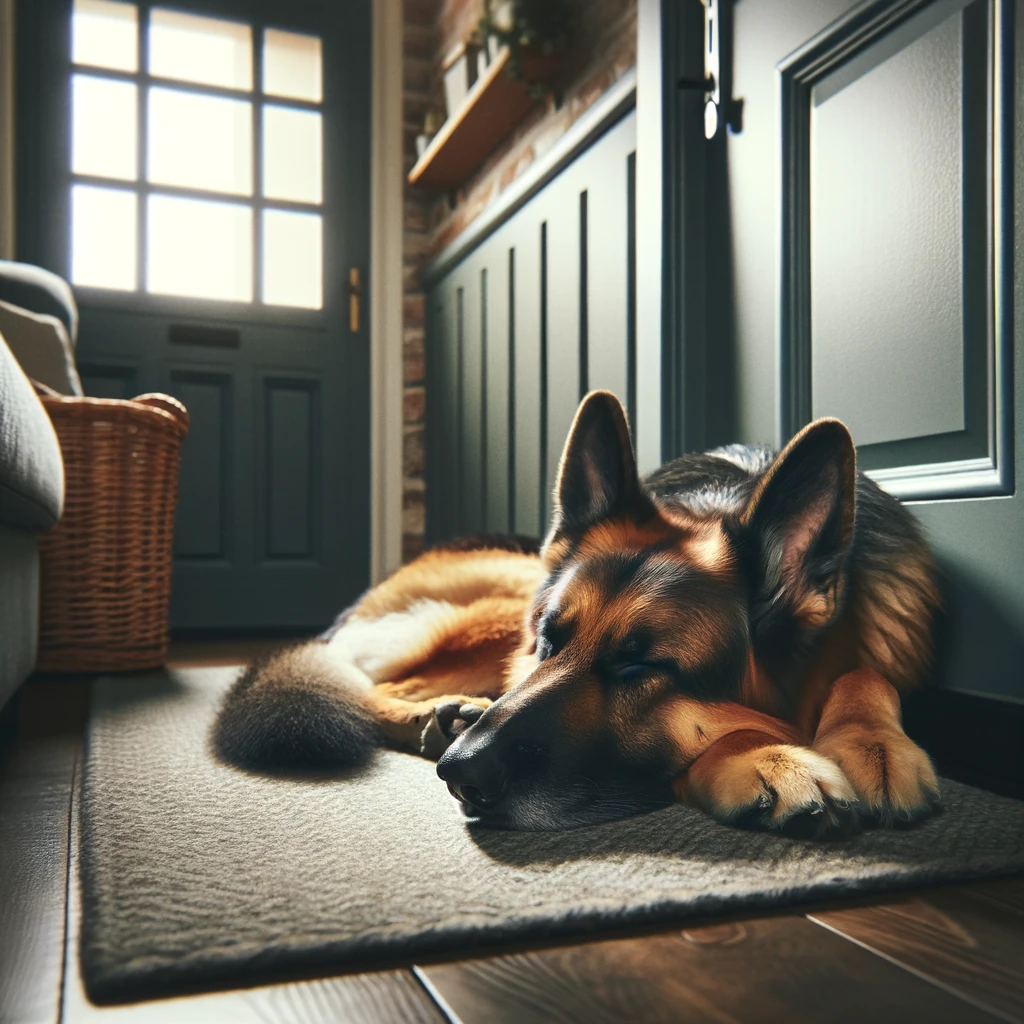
[[213, 391, 942, 836]]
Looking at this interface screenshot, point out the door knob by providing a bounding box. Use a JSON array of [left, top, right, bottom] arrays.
[[347, 267, 362, 333]]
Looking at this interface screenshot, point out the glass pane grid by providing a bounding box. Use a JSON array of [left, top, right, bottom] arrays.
[[68, 5, 325, 309]]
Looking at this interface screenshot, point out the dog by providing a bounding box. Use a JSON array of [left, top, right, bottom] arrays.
[[213, 391, 942, 836]]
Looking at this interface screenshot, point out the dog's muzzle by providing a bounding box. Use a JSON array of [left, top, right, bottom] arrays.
[[436, 737, 512, 811]]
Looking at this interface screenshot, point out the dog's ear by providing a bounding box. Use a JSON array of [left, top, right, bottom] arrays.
[[544, 391, 653, 551], [739, 418, 856, 631]]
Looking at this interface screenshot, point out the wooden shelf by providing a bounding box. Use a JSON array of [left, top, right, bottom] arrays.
[[407, 48, 557, 191]]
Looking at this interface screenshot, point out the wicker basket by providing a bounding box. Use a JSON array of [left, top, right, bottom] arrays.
[[35, 392, 190, 672]]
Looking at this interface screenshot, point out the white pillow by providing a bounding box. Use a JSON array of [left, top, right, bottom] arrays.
[[0, 299, 83, 396]]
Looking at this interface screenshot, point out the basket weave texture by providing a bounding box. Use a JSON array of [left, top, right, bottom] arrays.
[[36, 393, 190, 672]]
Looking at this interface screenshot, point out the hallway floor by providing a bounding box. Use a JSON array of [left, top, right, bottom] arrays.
[[2, 646, 1022, 1024]]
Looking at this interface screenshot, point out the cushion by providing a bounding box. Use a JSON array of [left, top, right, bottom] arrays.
[[0, 300, 84, 396], [0, 331, 64, 531], [0, 260, 78, 345]]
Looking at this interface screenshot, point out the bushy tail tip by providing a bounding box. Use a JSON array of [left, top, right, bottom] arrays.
[[211, 642, 379, 772]]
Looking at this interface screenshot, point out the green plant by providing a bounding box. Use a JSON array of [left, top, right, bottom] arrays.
[[478, 0, 572, 98]]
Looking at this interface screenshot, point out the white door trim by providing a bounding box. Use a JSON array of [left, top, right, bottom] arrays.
[[0, 0, 15, 260], [369, 0, 404, 584]]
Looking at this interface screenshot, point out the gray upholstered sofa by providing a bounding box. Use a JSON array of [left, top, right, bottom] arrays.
[[0, 261, 72, 710]]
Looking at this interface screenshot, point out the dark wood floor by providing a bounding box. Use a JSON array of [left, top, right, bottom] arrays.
[[2, 645, 1022, 1024]]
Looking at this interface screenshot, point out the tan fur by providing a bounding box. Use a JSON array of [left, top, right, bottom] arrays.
[[851, 557, 940, 690], [675, 730, 857, 827], [312, 550, 546, 749], [228, 397, 941, 835], [664, 699, 805, 766], [354, 548, 543, 618], [812, 669, 940, 820]]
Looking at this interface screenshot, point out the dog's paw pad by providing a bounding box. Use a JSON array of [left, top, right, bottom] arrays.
[[419, 701, 487, 760], [458, 703, 486, 726]]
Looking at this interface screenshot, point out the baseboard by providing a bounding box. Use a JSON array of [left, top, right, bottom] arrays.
[[903, 687, 1024, 801]]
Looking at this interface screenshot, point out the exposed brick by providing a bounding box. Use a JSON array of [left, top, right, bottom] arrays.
[[403, 532, 426, 564], [402, 483, 426, 535], [403, 293, 426, 327], [403, 261, 422, 294], [405, 0, 440, 26], [404, 24, 438, 61], [403, 385, 426, 423], [399, 0, 635, 553], [403, 327, 425, 384], [403, 423, 425, 477], [404, 201, 428, 233], [403, 56, 435, 94]]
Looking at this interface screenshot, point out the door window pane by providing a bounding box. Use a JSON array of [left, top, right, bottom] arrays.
[[262, 209, 322, 309], [262, 107, 322, 203], [148, 88, 252, 195], [72, 75, 137, 181], [72, 185, 137, 290], [72, 0, 138, 72], [149, 9, 252, 90], [147, 195, 252, 301], [263, 29, 322, 102]]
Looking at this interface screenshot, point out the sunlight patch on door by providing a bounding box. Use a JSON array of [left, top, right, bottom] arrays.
[[72, 0, 138, 72], [262, 107, 322, 204], [68, 2, 324, 306], [147, 196, 252, 302], [148, 88, 252, 195], [148, 9, 252, 91], [72, 75, 137, 181], [263, 29, 322, 102], [263, 210, 322, 309], [72, 185, 137, 290]]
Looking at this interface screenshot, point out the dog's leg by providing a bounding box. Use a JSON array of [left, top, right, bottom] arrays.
[[674, 724, 860, 837], [812, 668, 940, 824], [363, 685, 493, 759]]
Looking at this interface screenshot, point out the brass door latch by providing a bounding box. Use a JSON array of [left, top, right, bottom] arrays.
[[347, 267, 362, 333]]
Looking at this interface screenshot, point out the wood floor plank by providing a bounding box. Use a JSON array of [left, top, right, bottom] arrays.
[[417, 914, 1000, 1024], [811, 885, 1024, 1023], [957, 878, 1024, 920], [0, 681, 84, 1024], [62, 783, 445, 1024]]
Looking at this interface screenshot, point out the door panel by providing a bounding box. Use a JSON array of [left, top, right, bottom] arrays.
[[426, 109, 637, 545], [171, 369, 232, 559], [809, 7, 967, 447], [17, 0, 371, 630], [718, 0, 1024, 700]]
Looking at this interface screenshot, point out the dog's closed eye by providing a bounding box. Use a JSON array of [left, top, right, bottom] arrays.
[[613, 661, 673, 682], [614, 663, 651, 681]]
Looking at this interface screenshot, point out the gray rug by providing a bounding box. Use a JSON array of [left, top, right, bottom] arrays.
[[80, 668, 1024, 1003]]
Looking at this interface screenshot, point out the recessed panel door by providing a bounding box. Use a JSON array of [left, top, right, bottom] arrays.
[[18, 0, 371, 629]]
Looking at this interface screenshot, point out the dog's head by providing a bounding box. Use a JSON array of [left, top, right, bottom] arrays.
[[437, 391, 856, 829]]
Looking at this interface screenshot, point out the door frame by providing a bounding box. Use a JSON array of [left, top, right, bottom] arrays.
[[369, 0, 404, 584]]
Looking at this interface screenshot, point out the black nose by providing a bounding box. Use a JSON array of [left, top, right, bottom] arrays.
[[436, 746, 508, 810]]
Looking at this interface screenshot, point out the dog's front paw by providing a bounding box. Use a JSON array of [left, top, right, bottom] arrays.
[[419, 700, 488, 760], [678, 744, 861, 838], [815, 727, 940, 826]]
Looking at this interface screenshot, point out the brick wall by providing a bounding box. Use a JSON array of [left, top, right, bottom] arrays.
[[427, 0, 637, 250], [400, 0, 636, 560], [401, 0, 442, 563]]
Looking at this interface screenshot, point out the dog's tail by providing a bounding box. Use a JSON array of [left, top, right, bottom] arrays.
[[211, 642, 380, 772]]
